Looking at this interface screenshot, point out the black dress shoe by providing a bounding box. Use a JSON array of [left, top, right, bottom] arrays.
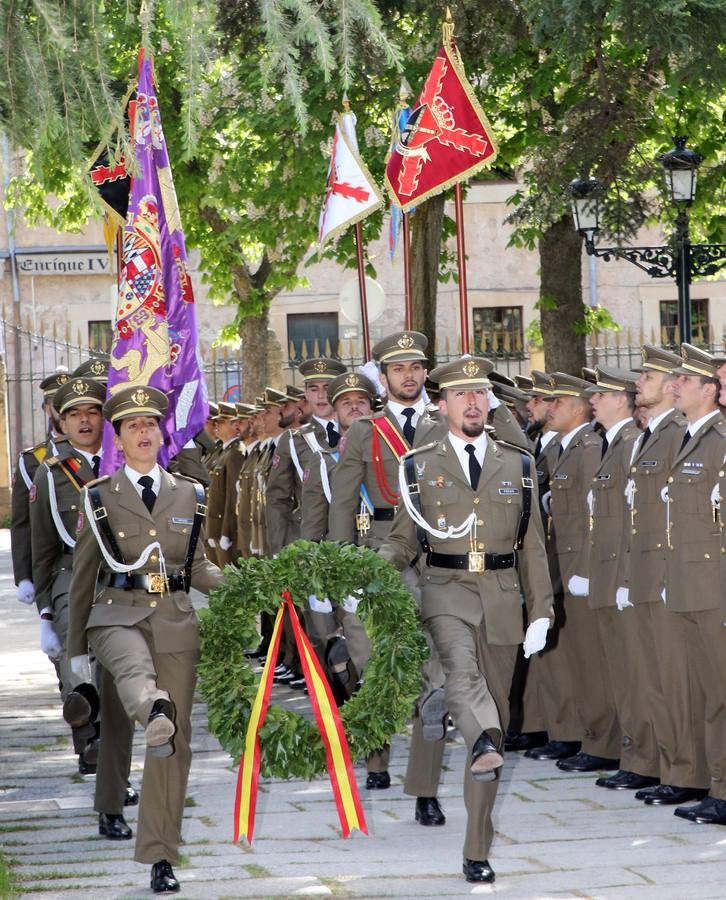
[[244, 642, 269, 659], [150, 859, 180, 893], [470, 731, 503, 782], [365, 771, 391, 790], [78, 752, 97, 776], [505, 731, 548, 752], [146, 699, 176, 758], [124, 782, 139, 806], [524, 740, 580, 760], [289, 676, 307, 690], [641, 784, 709, 806], [326, 636, 351, 685], [274, 665, 296, 684], [462, 858, 495, 883], [556, 751, 619, 772], [415, 796, 445, 826], [595, 770, 660, 791], [419, 688, 448, 742], [98, 812, 132, 840], [63, 683, 100, 727], [674, 795, 726, 825]]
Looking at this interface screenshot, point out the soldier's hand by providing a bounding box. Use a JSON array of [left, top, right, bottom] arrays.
[[17, 579, 35, 605], [39, 617, 62, 660], [568, 575, 589, 597], [207, 538, 216, 548], [71, 654, 93, 684], [219, 535, 232, 551], [541, 490, 552, 514], [523, 618, 549, 658], [307, 594, 333, 613], [615, 587, 632, 611]]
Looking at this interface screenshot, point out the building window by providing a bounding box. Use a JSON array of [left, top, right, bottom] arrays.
[[88, 320, 113, 352], [287, 313, 339, 362], [659, 299, 709, 348], [472, 306, 524, 356]]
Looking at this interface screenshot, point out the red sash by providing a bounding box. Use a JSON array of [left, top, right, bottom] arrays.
[[370, 416, 410, 506]]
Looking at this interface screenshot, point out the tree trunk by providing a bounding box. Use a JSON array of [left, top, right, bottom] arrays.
[[539, 216, 587, 374], [409, 194, 445, 367], [239, 310, 269, 401]]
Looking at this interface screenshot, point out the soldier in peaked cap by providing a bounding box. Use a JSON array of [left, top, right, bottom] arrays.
[[458, 358, 530, 450], [328, 333, 448, 816], [205, 402, 241, 566], [72, 356, 110, 382], [378, 356, 553, 883], [67, 384, 222, 894]]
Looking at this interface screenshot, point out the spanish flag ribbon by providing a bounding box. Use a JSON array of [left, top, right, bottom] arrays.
[[233, 592, 367, 843]]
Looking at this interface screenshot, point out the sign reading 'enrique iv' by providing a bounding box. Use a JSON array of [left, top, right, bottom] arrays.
[[15, 251, 114, 276]]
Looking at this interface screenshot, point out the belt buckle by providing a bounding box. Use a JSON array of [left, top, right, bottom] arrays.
[[522, 477, 534, 489], [468, 551, 486, 574], [355, 513, 371, 534], [148, 573, 166, 593]]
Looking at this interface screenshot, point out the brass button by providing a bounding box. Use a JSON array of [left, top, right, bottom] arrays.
[[149, 529, 157, 537], [704, 553, 711, 560], [632, 508, 637, 515], [150, 600, 157, 608], [118, 531, 125, 538], [656, 543, 662, 549], [436, 500, 442, 506], [632, 528, 637, 535], [473, 497, 480, 505], [611, 553, 616, 559], [667, 476, 674, 484], [507, 499, 512, 504], [106, 598, 113, 605], [720, 470, 725, 477], [630, 467, 636, 473], [182, 528, 188, 534], [71, 505, 76, 511], [151, 554, 158, 563], [477, 519, 484, 526], [477, 542, 485, 550]]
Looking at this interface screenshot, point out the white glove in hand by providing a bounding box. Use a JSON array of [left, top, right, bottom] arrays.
[[523, 618, 549, 658], [586, 489, 594, 517], [219, 535, 232, 551], [486, 389, 501, 409], [661, 587, 666, 603], [71, 654, 93, 684], [39, 619, 62, 659], [341, 589, 364, 614], [207, 537, 216, 548], [710, 483, 721, 506], [307, 593, 333, 613], [568, 575, 589, 597], [615, 587, 633, 611], [17, 579, 35, 605], [660, 486, 669, 503], [541, 490, 552, 514]]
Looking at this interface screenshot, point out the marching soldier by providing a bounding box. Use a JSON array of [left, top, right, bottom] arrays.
[[328, 331, 446, 823], [205, 402, 240, 566], [378, 357, 553, 883], [67, 385, 223, 893]]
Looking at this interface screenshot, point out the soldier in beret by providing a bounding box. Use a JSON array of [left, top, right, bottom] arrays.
[[67, 385, 223, 893]]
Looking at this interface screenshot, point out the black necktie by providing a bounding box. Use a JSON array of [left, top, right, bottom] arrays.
[[465, 444, 481, 490], [639, 426, 652, 450], [138, 475, 156, 513], [680, 430, 691, 452], [401, 408, 416, 446], [326, 421, 339, 448], [601, 434, 609, 459], [558, 444, 564, 459], [534, 435, 543, 458], [92, 455, 101, 478]]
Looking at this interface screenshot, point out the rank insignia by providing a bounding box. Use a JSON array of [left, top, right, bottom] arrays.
[[302, 467, 310, 482], [271, 454, 280, 469], [29, 484, 37, 503], [437, 515, 447, 529], [436, 474, 445, 487], [416, 461, 426, 478], [76, 511, 85, 531]]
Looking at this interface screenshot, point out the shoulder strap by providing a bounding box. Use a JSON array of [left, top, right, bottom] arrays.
[[46, 466, 77, 549], [288, 430, 304, 480], [181, 482, 207, 591], [403, 455, 430, 554], [514, 452, 533, 551], [87, 485, 127, 564]]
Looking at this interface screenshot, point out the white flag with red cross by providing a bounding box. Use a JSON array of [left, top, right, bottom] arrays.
[[318, 110, 383, 248]]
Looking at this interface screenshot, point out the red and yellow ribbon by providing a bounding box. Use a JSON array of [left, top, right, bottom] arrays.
[[233, 592, 367, 843]]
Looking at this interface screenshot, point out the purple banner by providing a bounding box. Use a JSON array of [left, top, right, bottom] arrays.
[[102, 49, 208, 471]]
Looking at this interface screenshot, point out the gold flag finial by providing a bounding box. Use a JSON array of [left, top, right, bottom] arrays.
[[443, 8, 455, 45]]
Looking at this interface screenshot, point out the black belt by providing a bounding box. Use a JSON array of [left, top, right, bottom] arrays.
[[427, 551, 516, 571], [106, 573, 188, 593], [373, 507, 395, 521]]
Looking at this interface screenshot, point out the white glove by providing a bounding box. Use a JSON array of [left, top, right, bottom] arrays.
[[307, 594, 333, 613], [486, 389, 501, 409], [660, 486, 669, 503], [541, 490, 552, 514], [616, 587, 633, 611], [219, 535, 232, 551], [523, 618, 549, 658], [710, 483, 721, 506], [39, 617, 62, 659], [17, 579, 35, 605], [207, 537, 216, 548], [586, 489, 594, 517], [71, 654, 93, 684], [341, 589, 364, 614], [624, 478, 636, 506], [568, 575, 589, 597], [357, 360, 386, 396], [661, 587, 666, 603]]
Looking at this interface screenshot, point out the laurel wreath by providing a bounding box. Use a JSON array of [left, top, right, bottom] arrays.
[[197, 540, 429, 780]]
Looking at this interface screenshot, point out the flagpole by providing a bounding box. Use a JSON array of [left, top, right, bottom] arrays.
[[354, 223, 372, 360], [402, 213, 413, 329], [454, 183, 470, 354]]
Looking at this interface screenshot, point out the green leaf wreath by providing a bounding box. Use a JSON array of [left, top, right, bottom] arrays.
[[198, 540, 429, 781]]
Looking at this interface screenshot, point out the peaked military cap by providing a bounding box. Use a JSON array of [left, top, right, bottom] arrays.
[[489, 370, 516, 387], [548, 372, 592, 398], [262, 387, 289, 408], [39, 370, 70, 398], [103, 386, 168, 423], [672, 343, 718, 378], [217, 402, 238, 419], [285, 384, 306, 400], [207, 401, 220, 419], [632, 344, 682, 374], [429, 357, 493, 390], [529, 370, 555, 397], [514, 374, 534, 393], [328, 371, 378, 405], [54, 377, 106, 414], [235, 402, 258, 419], [372, 331, 428, 364], [584, 366, 638, 394], [581, 367, 598, 384], [297, 357, 347, 382], [72, 356, 110, 382], [492, 382, 530, 409]]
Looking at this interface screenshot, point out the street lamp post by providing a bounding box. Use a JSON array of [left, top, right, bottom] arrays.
[[569, 137, 726, 346]]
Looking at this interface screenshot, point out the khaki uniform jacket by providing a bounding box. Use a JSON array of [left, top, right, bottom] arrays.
[[379, 436, 553, 644], [167, 445, 210, 488], [206, 438, 241, 543], [250, 440, 276, 556], [549, 425, 603, 587], [624, 410, 686, 605], [220, 442, 247, 544], [30, 442, 96, 615], [11, 438, 58, 585], [664, 412, 726, 614], [488, 404, 531, 451], [301, 446, 337, 541], [537, 434, 563, 595], [587, 420, 639, 609], [236, 441, 261, 557], [328, 407, 441, 548], [67, 469, 222, 659]]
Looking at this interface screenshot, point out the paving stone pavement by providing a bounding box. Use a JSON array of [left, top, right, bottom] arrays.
[[1, 529, 726, 898]]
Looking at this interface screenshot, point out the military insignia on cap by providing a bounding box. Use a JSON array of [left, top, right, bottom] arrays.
[[90, 360, 105, 375], [397, 334, 415, 350], [462, 360, 480, 378], [345, 374, 359, 387], [313, 360, 327, 374], [58, 373, 69, 385], [72, 380, 88, 395], [132, 388, 150, 406]]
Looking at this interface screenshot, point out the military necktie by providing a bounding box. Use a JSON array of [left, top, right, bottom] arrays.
[[639, 426, 652, 450], [465, 444, 481, 490], [680, 430, 691, 452], [138, 475, 156, 513], [401, 408, 416, 445], [534, 435, 543, 458], [91, 455, 101, 478], [326, 421, 340, 448], [601, 434, 609, 459]]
